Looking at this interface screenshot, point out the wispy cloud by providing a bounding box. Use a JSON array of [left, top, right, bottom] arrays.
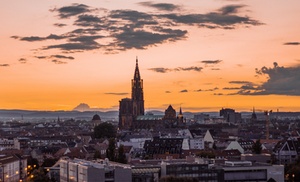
[[139, 2, 181, 11], [105, 92, 129, 95], [18, 58, 27, 64], [180, 89, 188, 93], [149, 66, 203, 73], [283, 42, 300, 45], [52, 60, 67, 64], [194, 87, 219, 92], [229, 80, 253, 84], [201, 60, 222, 65], [0, 64, 9, 67], [53, 23, 67, 27]]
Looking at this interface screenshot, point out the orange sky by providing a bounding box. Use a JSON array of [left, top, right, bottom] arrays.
[[0, 1, 300, 112]]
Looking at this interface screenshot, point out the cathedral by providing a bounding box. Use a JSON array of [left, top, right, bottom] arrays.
[[118, 58, 184, 130]]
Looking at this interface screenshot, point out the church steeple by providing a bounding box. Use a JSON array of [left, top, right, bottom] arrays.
[[134, 57, 141, 81], [132, 57, 144, 116]]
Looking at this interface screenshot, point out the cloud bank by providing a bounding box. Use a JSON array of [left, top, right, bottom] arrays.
[[12, 2, 263, 59], [227, 62, 300, 96]]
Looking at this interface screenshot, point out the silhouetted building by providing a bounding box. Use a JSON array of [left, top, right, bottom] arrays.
[[119, 58, 185, 130], [251, 107, 257, 121], [91, 114, 101, 127], [119, 58, 144, 130], [220, 108, 241, 123]]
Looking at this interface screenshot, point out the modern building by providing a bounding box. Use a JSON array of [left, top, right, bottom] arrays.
[[60, 158, 132, 182], [161, 162, 224, 181], [0, 154, 26, 182], [220, 108, 241, 123], [215, 161, 284, 182]]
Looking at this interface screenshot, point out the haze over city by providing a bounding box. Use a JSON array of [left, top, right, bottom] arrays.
[[1, 1, 300, 112]]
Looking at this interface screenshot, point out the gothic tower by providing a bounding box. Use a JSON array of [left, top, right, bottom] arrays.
[[178, 107, 184, 124], [131, 58, 144, 117]]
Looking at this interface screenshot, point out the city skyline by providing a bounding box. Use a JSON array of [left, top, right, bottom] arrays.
[[1, 1, 300, 112]]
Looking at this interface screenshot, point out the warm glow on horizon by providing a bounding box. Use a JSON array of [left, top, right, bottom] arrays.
[[0, 1, 299, 112]]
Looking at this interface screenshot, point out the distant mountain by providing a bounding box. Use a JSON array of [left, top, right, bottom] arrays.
[[73, 103, 102, 112]]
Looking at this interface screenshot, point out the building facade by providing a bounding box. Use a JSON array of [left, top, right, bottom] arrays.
[[60, 158, 132, 182]]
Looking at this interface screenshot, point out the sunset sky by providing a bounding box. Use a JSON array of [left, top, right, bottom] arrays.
[[1, 0, 300, 112]]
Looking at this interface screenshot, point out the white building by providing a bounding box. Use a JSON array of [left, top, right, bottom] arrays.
[[221, 161, 284, 182], [60, 158, 132, 182], [189, 138, 205, 150], [0, 154, 25, 182]]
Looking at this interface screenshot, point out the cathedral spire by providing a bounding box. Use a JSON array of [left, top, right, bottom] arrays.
[[132, 57, 144, 116], [134, 57, 141, 81]]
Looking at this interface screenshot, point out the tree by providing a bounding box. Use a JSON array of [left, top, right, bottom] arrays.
[[42, 158, 58, 167], [94, 122, 116, 139], [27, 156, 39, 174], [285, 157, 300, 181], [252, 139, 262, 154], [117, 145, 127, 164], [27, 168, 51, 182], [94, 150, 101, 159], [106, 138, 116, 161]]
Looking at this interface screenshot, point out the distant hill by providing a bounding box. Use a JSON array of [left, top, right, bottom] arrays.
[[0, 109, 119, 121]]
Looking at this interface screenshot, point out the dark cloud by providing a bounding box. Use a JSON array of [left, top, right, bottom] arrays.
[[51, 4, 92, 19], [165, 91, 171, 93], [52, 60, 67, 64], [53, 23, 67, 27], [74, 14, 103, 27], [113, 28, 187, 50], [206, 87, 219, 91], [283, 42, 300, 45], [195, 89, 202, 92], [159, 5, 262, 29], [104, 92, 129, 95], [20, 36, 45, 42], [45, 42, 100, 51], [230, 62, 300, 96], [149, 66, 203, 73], [35, 56, 47, 59], [12, 3, 262, 53], [148, 67, 170, 73], [180, 89, 188, 93], [218, 5, 245, 15], [139, 2, 181, 11], [19, 58, 27, 64], [51, 55, 74, 60], [12, 34, 66, 42], [201, 60, 222, 65], [211, 68, 220, 70], [214, 93, 224, 95], [0, 64, 9, 67], [35, 55, 74, 61]]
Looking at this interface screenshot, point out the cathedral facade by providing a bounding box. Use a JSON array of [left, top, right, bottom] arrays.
[[118, 58, 184, 130]]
